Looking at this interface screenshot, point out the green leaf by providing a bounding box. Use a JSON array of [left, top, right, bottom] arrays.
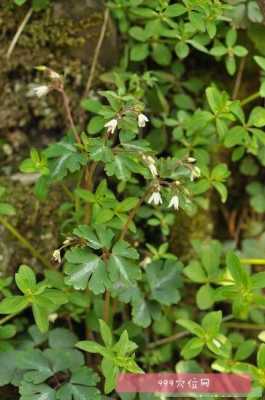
[[176, 319, 204, 337], [235, 340, 256, 361], [175, 42, 189, 59], [196, 284, 215, 310], [15, 265, 36, 294], [99, 319, 113, 347], [164, 4, 186, 17], [181, 337, 204, 359], [132, 296, 151, 328], [0, 295, 29, 314], [0, 203, 16, 216], [226, 251, 249, 286], [0, 324, 16, 339], [76, 340, 108, 356], [64, 248, 109, 294], [17, 349, 53, 383], [212, 182, 228, 203], [87, 116, 105, 135], [48, 328, 77, 349], [257, 344, 265, 368], [249, 107, 265, 127], [224, 126, 248, 147], [152, 43, 172, 66], [45, 138, 87, 180], [73, 226, 103, 250], [56, 367, 100, 400], [101, 357, 119, 394], [211, 164, 230, 181], [81, 99, 102, 113], [202, 311, 222, 336], [146, 260, 182, 305], [14, 0, 27, 5], [254, 55, 265, 71], [32, 303, 49, 333], [184, 261, 207, 283], [130, 43, 149, 61], [19, 382, 56, 400], [251, 272, 265, 289], [108, 241, 140, 284]]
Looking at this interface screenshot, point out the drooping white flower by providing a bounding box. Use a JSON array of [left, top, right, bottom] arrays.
[[143, 155, 158, 177], [52, 249, 61, 264], [104, 118, 118, 135], [138, 113, 149, 128], [168, 195, 180, 210], [29, 84, 50, 98], [48, 313, 58, 323], [48, 70, 61, 80], [190, 166, 201, 181], [187, 157, 196, 163], [148, 190, 163, 206]]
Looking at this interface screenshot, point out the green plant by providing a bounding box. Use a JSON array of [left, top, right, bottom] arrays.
[[2, 0, 265, 399]]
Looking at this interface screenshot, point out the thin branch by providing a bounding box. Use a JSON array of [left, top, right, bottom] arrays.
[[241, 91, 260, 106], [60, 89, 81, 145], [147, 331, 189, 349], [0, 216, 52, 269], [0, 311, 26, 325], [119, 187, 153, 241], [224, 322, 265, 330], [240, 258, 265, 265], [232, 57, 246, 100], [103, 290, 111, 323], [6, 7, 33, 60], [84, 8, 110, 98]]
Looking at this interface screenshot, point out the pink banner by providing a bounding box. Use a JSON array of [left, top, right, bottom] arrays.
[[117, 373, 251, 395]]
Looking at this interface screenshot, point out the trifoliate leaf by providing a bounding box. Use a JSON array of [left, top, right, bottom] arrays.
[[64, 248, 109, 294], [146, 260, 182, 305]]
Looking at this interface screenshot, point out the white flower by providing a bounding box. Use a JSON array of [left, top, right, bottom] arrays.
[[48, 313, 58, 323], [168, 195, 179, 210], [140, 256, 152, 267], [104, 118, 118, 135], [29, 84, 50, 98], [52, 249, 61, 264], [190, 166, 201, 181], [148, 190, 163, 206], [143, 155, 158, 177], [149, 163, 158, 177], [138, 113, 149, 128], [187, 157, 196, 163], [48, 70, 61, 80]]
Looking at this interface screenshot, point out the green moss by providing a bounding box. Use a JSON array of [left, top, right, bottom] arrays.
[[170, 208, 214, 261], [0, 177, 62, 274]]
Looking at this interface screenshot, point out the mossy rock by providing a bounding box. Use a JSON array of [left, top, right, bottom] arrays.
[[0, 176, 63, 275], [0, 0, 118, 134], [170, 208, 214, 261]]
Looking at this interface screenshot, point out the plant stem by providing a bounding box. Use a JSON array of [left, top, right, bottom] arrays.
[[232, 57, 246, 100], [119, 187, 152, 241], [6, 7, 33, 59], [60, 89, 81, 145], [0, 216, 52, 269], [241, 91, 260, 106], [103, 290, 110, 323], [147, 331, 189, 349], [84, 8, 110, 98], [84, 162, 97, 224], [0, 310, 27, 325], [61, 183, 75, 202], [240, 258, 265, 265], [224, 322, 265, 330]]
